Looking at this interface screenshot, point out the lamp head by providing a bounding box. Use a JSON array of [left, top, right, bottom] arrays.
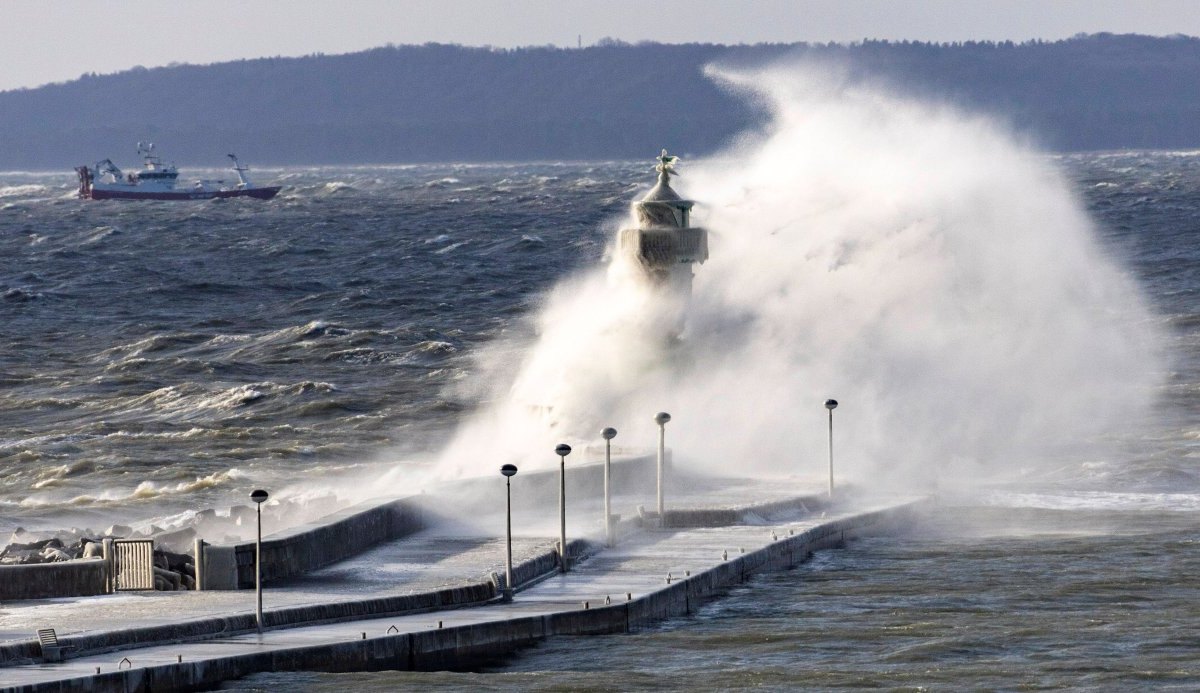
[[555, 443, 572, 457], [825, 399, 838, 410], [601, 427, 617, 440], [654, 412, 671, 425], [250, 489, 269, 504], [500, 464, 518, 477]]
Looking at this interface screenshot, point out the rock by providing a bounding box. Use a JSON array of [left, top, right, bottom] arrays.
[[41, 547, 72, 562], [230, 505, 254, 526], [159, 550, 193, 574], [82, 541, 104, 559], [153, 567, 182, 591], [104, 524, 132, 538], [152, 526, 197, 553], [154, 574, 170, 591], [6, 537, 63, 552], [1, 550, 41, 564], [153, 552, 169, 570], [138, 525, 164, 538], [7, 527, 34, 545], [180, 574, 196, 590]]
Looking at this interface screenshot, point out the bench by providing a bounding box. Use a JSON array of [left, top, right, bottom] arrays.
[[37, 628, 74, 663]]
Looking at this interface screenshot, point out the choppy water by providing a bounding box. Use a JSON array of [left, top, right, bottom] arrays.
[[0, 163, 638, 534], [2, 153, 1199, 689]]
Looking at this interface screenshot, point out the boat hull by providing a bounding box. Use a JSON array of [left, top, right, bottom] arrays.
[[86, 186, 282, 201]]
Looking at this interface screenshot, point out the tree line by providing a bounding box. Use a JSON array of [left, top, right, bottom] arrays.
[[3, 33, 1199, 169]]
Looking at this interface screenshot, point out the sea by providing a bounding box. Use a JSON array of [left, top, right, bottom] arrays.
[[0, 152, 1197, 690]]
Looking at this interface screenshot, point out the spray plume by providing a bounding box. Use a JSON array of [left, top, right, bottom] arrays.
[[427, 61, 1163, 493]]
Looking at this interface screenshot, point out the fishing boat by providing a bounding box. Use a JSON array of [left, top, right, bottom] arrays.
[[76, 143, 281, 200]]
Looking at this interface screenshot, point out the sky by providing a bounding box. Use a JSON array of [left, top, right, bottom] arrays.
[[3, 0, 1200, 92]]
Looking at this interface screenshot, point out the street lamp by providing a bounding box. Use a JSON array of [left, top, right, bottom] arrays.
[[500, 464, 518, 601], [654, 412, 671, 517], [824, 399, 838, 498], [555, 443, 572, 572], [249, 488, 269, 634], [601, 427, 617, 547]]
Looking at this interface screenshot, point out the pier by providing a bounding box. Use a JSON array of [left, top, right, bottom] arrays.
[[0, 474, 920, 692]]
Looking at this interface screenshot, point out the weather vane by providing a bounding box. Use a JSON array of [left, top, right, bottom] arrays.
[[654, 148, 679, 184]]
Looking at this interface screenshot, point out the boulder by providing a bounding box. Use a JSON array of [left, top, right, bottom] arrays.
[[41, 547, 73, 562], [230, 505, 255, 526], [154, 567, 182, 591], [152, 526, 197, 553], [104, 524, 133, 538], [6, 527, 35, 545], [159, 550, 193, 573]]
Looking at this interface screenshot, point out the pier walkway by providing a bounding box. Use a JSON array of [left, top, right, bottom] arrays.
[[0, 479, 920, 692]]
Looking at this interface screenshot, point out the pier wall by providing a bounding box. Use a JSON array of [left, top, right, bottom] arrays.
[[0, 559, 109, 601], [200, 455, 656, 590], [202, 496, 426, 590]]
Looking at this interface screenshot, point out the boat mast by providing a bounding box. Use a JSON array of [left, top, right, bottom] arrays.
[[228, 154, 253, 188]]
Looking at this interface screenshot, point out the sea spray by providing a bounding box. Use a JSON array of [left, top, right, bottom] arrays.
[[427, 62, 1164, 493]]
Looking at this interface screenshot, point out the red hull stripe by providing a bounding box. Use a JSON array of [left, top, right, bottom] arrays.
[[87, 186, 281, 201]]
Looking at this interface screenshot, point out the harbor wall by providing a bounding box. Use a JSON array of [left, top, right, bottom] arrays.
[[1, 502, 917, 692], [0, 559, 109, 601]]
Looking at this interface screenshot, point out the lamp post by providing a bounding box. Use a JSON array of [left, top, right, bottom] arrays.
[[601, 427, 617, 547], [249, 488, 269, 634], [555, 443, 572, 572], [654, 412, 671, 517], [500, 464, 518, 601], [824, 399, 838, 498]]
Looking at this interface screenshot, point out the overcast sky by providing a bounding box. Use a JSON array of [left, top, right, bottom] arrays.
[[4, 0, 1200, 92]]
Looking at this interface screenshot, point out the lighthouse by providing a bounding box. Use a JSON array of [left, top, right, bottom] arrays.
[[617, 150, 709, 299]]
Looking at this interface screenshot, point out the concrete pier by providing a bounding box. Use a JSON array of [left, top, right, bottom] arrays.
[[0, 490, 919, 692]]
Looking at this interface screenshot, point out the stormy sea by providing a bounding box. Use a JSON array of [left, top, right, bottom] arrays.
[[2, 64, 1199, 687]]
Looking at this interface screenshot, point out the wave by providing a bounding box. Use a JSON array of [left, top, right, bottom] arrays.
[[0, 184, 47, 198], [18, 468, 248, 509], [433, 241, 468, 255], [977, 490, 1200, 512]]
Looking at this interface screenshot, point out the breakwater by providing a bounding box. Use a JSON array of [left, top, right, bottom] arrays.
[[0, 499, 918, 692]]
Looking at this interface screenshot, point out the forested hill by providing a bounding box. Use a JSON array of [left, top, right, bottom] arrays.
[[4, 33, 1200, 169]]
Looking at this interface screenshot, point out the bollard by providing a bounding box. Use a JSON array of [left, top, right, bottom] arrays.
[[96, 667, 101, 674], [177, 654, 182, 663], [740, 547, 745, 554], [605, 595, 612, 605], [789, 529, 794, 536], [361, 632, 366, 640], [626, 592, 632, 601], [722, 550, 728, 561], [772, 531, 778, 541], [685, 570, 690, 577], [438, 620, 443, 629], [584, 601, 589, 609]]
